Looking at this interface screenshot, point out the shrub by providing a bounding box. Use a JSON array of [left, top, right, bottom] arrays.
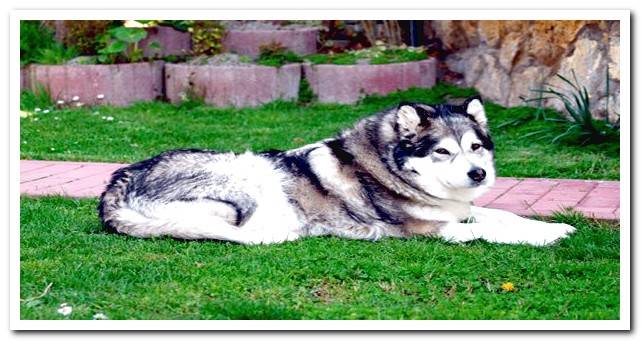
[[191, 21, 225, 56], [524, 70, 619, 145], [256, 42, 303, 67], [61, 20, 118, 55], [297, 78, 316, 105], [34, 43, 79, 65], [97, 26, 148, 64], [20, 21, 57, 67]]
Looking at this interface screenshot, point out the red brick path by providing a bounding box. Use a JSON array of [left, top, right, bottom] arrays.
[[20, 160, 620, 220]]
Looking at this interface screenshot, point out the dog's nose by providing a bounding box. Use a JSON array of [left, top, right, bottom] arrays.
[[467, 168, 486, 182]]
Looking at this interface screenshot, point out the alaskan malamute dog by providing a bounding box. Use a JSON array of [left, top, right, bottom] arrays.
[[98, 97, 575, 246]]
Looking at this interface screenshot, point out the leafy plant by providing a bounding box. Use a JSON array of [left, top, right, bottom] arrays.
[[20, 85, 53, 111], [20, 21, 57, 67], [191, 21, 225, 56], [97, 26, 148, 64], [256, 42, 303, 67], [297, 78, 316, 105], [136, 20, 193, 32], [523, 70, 619, 145], [34, 43, 79, 65], [61, 20, 118, 55]]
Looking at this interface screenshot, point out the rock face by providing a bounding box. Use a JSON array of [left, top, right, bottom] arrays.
[[427, 20, 620, 120]]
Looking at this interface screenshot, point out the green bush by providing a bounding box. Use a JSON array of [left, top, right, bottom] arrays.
[[20, 21, 57, 67], [61, 20, 118, 55], [256, 42, 303, 67], [305, 46, 428, 65], [524, 71, 620, 145], [191, 21, 225, 56], [97, 26, 148, 64]]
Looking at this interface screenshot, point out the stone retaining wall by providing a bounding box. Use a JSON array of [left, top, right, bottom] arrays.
[[303, 58, 437, 104], [25, 61, 164, 106], [223, 28, 319, 57], [138, 26, 192, 58], [165, 63, 301, 107]]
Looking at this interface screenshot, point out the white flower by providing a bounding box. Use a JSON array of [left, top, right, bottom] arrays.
[[43, 110, 50, 114], [96, 94, 105, 100], [106, 116, 114, 121], [92, 312, 108, 320], [54, 117, 60, 120], [50, 147, 56, 151], [75, 102, 84, 107], [72, 96, 80, 102], [34, 108, 41, 112], [123, 20, 146, 28], [33, 118, 39, 121], [101, 116, 106, 119], [57, 303, 72, 316], [56, 100, 65, 105]]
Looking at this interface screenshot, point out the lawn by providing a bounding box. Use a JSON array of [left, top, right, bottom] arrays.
[[20, 197, 619, 320], [20, 83, 619, 180], [19, 84, 621, 320]]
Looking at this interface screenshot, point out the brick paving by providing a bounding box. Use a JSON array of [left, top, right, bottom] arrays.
[[19, 160, 620, 220]]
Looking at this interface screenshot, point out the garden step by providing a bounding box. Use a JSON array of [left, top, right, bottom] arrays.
[[19, 159, 621, 220]]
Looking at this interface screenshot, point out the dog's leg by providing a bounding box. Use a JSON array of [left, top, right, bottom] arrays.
[[437, 206, 576, 246], [471, 206, 576, 246]]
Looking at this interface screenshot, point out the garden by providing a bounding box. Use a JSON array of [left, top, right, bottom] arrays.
[[19, 20, 620, 320]]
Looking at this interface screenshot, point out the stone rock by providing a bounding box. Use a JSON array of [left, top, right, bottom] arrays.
[[608, 35, 620, 81], [429, 21, 477, 51], [595, 94, 620, 122], [550, 39, 608, 113], [478, 21, 502, 48], [507, 65, 552, 107], [498, 32, 523, 71], [462, 52, 487, 86], [471, 54, 512, 106]]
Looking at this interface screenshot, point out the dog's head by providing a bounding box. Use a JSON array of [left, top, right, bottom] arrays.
[[388, 96, 495, 202]]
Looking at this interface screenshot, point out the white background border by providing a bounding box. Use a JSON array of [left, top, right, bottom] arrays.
[[3, 2, 633, 336]]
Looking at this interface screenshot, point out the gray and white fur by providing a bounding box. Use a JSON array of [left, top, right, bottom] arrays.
[[98, 97, 575, 246]]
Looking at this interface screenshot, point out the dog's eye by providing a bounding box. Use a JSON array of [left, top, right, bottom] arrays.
[[471, 143, 482, 151], [434, 148, 450, 155]]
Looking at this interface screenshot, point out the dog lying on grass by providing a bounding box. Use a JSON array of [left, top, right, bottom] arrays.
[[98, 96, 575, 245]]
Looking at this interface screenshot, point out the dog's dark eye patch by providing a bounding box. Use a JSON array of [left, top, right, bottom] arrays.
[[473, 126, 494, 151], [411, 137, 438, 157]]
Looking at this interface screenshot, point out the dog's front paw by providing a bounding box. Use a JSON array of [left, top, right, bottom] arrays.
[[519, 222, 577, 246], [479, 221, 577, 246], [531, 223, 576, 246]]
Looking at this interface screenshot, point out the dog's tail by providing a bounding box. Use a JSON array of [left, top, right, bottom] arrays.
[[97, 166, 260, 242], [97, 166, 137, 235]]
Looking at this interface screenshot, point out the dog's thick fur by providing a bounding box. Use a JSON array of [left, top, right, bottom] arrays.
[[98, 97, 575, 246]]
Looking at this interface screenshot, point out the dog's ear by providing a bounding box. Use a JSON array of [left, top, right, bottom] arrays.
[[396, 103, 435, 136], [464, 95, 487, 126]]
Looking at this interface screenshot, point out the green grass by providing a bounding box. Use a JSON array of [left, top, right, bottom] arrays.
[[305, 47, 428, 65], [20, 83, 619, 180], [20, 196, 619, 320]]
